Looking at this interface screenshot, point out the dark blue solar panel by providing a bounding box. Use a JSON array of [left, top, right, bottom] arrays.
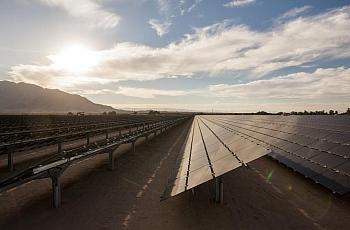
[[164, 115, 350, 198], [309, 153, 346, 168], [324, 133, 350, 144], [328, 145, 350, 158], [312, 170, 350, 194]]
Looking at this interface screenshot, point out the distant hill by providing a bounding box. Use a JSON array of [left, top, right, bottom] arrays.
[[0, 81, 126, 114]]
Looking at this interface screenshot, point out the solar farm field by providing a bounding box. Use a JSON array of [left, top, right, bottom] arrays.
[[0, 114, 189, 203], [1, 114, 350, 230]]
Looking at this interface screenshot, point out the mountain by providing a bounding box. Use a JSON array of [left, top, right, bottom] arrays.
[[0, 81, 125, 114]]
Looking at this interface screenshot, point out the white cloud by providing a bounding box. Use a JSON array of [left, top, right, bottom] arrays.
[[209, 67, 350, 99], [187, 0, 203, 13], [277, 5, 312, 22], [148, 19, 172, 36], [37, 0, 120, 29], [115, 86, 190, 98], [156, 0, 171, 15], [76, 86, 195, 99], [9, 6, 350, 90], [223, 0, 256, 8]]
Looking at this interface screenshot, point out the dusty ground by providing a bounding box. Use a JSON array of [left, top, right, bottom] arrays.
[[0, 120, 349, 230]]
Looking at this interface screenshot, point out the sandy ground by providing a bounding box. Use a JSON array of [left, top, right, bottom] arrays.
[[0, 120, 349, 230]]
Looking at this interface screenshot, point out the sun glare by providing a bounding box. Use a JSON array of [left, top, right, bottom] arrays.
[[50, 44, 98, 73]]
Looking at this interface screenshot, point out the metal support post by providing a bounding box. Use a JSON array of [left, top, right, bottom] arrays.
[[8, 152, 13, 172], [119, 129, 122, 136], [129, 127, 131, 135], [220, 179, 224, 204], [49, 168, 65, 208], [109, 149, 116, 170], [52, 176, 61, 208], [58, 141, 62, 153], [215, 177, 224, 204], [132, 140, 136, 153], [106, 130, 109, 139], [86, 134, 90, 145]]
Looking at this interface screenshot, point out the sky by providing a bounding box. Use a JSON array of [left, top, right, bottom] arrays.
[[1, 0, 350, 112]]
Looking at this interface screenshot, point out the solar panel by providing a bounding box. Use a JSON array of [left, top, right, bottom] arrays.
[[187, 166, 214, 190], [281, 142, 304, 153], [308, 140, 339, 152], [313, 170, 350, 194], [294, 136, 317, 146], [163, 115, 350, 199], [324, 133, 350, 144], [269, 149, 299, 167], [328, 145, 350, 158], [202, 115, 350, 195], [162, 116, 270, 200], [310, 153, 347, 168], [212, 154, 241, 177], [164, 176, 187, 197], [295, 147, 323, 159], [335, 161, 350, 175], [296, 160, 327, 177]]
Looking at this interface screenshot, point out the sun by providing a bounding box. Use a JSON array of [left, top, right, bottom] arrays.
[[50, 44, 98, 73]]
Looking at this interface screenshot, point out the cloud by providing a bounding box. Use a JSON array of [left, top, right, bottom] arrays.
[[37, 0, 120, 29], [77, 86, 195, 99], [154, 0, 203, 34], [187, 0, 203, 13], [277, 5, 312, 22], [115, 86, 190, 98], [179, 0, 186, 15], [9, 6, 350, 89], [148, 19, 172, 36], [209, 67, 350, 99], [223, 0, 256, 8], [155, 0, 171, 15]]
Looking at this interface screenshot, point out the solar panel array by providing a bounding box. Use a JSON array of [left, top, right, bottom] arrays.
[[162, 116, 270, 199], [202, 115, 350, 194], [0, 116, 188, 192], [0, 115, 180, 151]]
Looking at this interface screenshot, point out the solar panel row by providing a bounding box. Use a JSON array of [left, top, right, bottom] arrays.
[[162, 116, 270, 199], [203, 115, 350, 194], [221, 115, 350, 133]]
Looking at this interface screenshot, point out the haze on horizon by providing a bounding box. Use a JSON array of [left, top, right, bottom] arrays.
[[0, 0, 350, 113]]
